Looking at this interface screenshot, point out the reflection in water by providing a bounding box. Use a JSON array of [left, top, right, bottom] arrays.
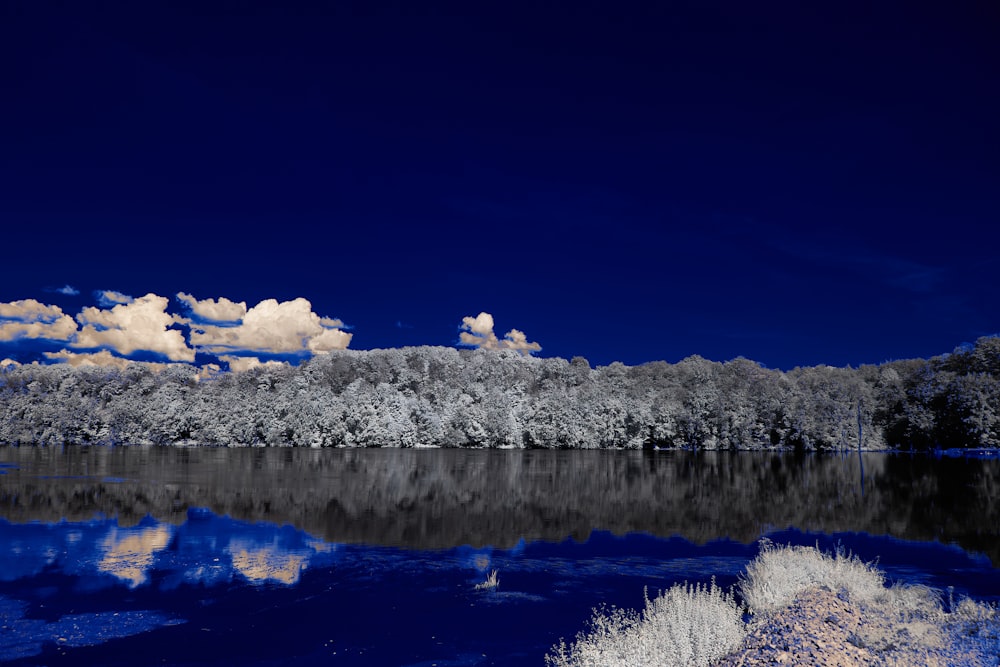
[[0, 446, 998, 665], [0, 512, 335, 592], [98, 525, 172, 587], [0, 446, 997, 563], [228, 541, 308, 585], [0, 596, 181, 662], [0, 510, 344, 662], [0, 506, 998, 666]]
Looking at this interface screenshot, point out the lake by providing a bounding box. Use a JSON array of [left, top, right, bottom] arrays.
[[0, 447, 998, 665]]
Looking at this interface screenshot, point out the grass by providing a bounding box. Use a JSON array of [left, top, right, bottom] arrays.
[[474, 569, 499, 591], [546, 540, 1000, 667]]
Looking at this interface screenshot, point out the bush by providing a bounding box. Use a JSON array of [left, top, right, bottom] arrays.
[[545, 579, 745, 667], [738, 539, 885, 614]]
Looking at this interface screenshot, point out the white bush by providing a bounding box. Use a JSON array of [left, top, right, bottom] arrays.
[[545, 579, 745, 667], [738, 540, 885, 614]]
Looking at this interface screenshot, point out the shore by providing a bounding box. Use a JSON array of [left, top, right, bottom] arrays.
[[547, 543, 1000, 666], [719, 586, 999, 666]]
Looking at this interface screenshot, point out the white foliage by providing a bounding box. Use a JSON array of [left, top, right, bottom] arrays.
[[738, 540, 886, 615], [546, 579, 745, 667]]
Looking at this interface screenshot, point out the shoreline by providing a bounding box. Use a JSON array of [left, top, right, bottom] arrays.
[[720, 586, 1000, 666], [549, 543, 1000, 666], [2, 441, 1000, 457]]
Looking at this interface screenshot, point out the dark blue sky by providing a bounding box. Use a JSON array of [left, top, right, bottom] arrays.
[[1, 1, 997, 369]]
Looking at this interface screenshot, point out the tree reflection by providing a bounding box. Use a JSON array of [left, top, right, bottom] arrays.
[[0, 447, 997, 565]]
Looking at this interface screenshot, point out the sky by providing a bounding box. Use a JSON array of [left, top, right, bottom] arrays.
[[1, 1, 998, 370]]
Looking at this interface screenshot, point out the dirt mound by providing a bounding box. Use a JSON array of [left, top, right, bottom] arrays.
[[718, 587, 997, 667]]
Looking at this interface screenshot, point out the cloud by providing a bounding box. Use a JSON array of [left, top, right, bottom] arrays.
[[462, 312, 495, 336], [1, 291, 353, 368], [43, 349, 174, 372], [176, 292, 247, 323], [0, 298, 72, 323], [0, 299, 78, 342], [459, 312, 541, 355], [45, 349, 132, 369], [190, 297, 352, 355], [74, 293, 196, 362], [219, 355, 289, 372], [307, 327, 352, 353], [56, 285, 80, 296], [320, 316, 346, 328], [95, 290, 134, 307], [501, 328, 541, 353], [1, 358, 20, 369]]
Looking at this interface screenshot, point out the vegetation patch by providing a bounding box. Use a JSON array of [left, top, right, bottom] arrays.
[[547, 542, 1000, 666]]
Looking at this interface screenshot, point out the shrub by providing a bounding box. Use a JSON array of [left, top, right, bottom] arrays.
[[738, 539, 885, 614], [545, 579, 745, 667]]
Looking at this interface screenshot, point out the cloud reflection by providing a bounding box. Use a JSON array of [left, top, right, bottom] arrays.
[[228, 541, 308, 585], [0, 511, 340, 594], [97, 525, 173, 588]]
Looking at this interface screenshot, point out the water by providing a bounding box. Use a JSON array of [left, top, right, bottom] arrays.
[[0, 447, 998, 665]]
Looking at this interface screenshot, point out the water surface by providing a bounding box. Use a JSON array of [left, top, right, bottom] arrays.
[[0, 447, 997, 665]]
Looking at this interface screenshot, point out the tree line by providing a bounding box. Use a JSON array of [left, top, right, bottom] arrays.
[[1, 337, 999, 450]]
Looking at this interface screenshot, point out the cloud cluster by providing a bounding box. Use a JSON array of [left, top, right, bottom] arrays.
[[0, 299, 78, 342], [0, 295, 542, 371], [0, 291, 353, 371], [218, 355, 289, 373], [459, 312, 541, 355], [44, 349, 174, 372], [96, 290, 134, 307], [176, 292, 247, 323], [186, 296, 352, 356], [75, 294, 195, 362]]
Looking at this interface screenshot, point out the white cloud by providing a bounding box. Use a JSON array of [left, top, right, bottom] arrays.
[[56, 285, 79, 296], [0, 299, 78, 342], [501, 328, 542, 354], [96, 290, 134, 307], [307, 327, 352, 353], [74, 293, 196, 362], [1, 298, 68, 322], [190, 297, 352, 355], [462, 312, 495, 336], [176, 292, 247, 323], [459, 312, 541, 355], [45, 349, 132, 369], [219, 355, 289, 372], [43, 349, 175, 371], [1, 358, 20, 369], [1, 291, 353, 368]]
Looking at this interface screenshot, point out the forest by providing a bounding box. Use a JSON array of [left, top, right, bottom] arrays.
[[1, 336, 999, 450]]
